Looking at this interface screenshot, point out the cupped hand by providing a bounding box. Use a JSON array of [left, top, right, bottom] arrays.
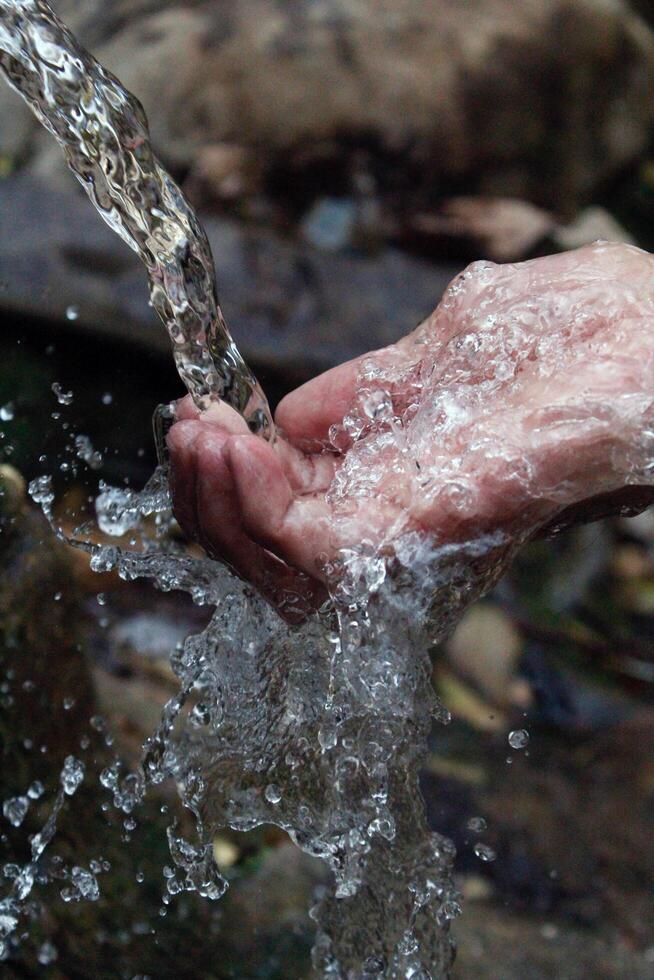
[[167, 242, 654, 614]]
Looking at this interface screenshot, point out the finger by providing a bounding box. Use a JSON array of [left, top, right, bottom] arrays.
[[177, 393, 336, 495], [273, 437, 337, 494], [169, 421, 325, 619], [167, 419, 203, 541], [192, 429, 325, 619], [275, 342, 423, 451], [174, 394, 250, 435], [275, 356, 364, 450], [225, 434, 335, 578]]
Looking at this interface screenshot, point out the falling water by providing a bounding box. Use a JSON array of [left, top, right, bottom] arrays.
[[0, 2, 464, 974], [0, 0, 273, 437], [7, 3, 654, 978]]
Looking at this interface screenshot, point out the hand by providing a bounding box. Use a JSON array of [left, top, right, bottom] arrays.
[[167, 242, 654, 615]]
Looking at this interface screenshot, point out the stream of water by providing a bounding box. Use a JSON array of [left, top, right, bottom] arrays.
[[0, 2, 540, 977], [0, 0, 273, 438]]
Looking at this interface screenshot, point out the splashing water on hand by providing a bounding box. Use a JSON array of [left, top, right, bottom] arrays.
[[0, 2, 518, 977]]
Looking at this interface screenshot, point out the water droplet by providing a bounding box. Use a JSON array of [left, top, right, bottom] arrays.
[[3, 796, 29, 827], [37, 940, 58, 965], [508, 729, 530, 750], [0, 403, 14, 422], [264, 784, 282, 805], [28, 475, 54, 507], [51, 382, 73, 405], [361, 389, 393, 421], [63, 696, 76, 710], [473, 843, 497, 863], [440, 899, 462, 921], [102, 392, 113, 405], [60, 756, 85, 795], [60, 866, 99, 903], [65, 305, 79, 321]]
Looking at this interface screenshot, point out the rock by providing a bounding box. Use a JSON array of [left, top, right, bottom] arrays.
[[444, 603, 524, 707], [409, 198, 556, 262], [553, 206, 637, 251], [0, 174, 460, 386], [454, 901, 654, 979], [300, 197, 359, 251], [184, 142, 261, 204], [3, 0, 654, 212]]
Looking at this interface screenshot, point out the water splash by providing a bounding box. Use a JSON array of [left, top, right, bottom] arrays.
[[0, 3, 518, 975], [9, 3, 652, 978], [0, 0, 272, 436]]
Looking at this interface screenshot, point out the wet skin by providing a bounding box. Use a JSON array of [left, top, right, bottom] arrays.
[[167, 243, 654, 614]]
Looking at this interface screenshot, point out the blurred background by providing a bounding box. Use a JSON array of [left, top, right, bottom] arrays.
[[1, 1, 654, 977]]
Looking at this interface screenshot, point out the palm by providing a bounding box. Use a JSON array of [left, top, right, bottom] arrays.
[[168, 243, 654, 615]]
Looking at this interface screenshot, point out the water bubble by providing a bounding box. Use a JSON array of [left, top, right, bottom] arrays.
[[75, 434, 103, 470], [361, 389, 393, 421], [101, 392, 113, 405], [63, 696, 76, 710], [90, 548, 118, 573], [28, 475, 54, 507], [95, 486, 139, 537], [264, 784, 282, 805], [0, 907, 18, 937], [439, 899, 462, 921], [508, 729, 530, 750], [27, 781, 44, 800], [37, 940, 58, 965], [473, 843, 497, 863], [65, 305, 79, 321], [0, 403, 14, 422], [60, 756, 85, 795], [60, 866, 99, 903], [52, 382, 74, 405], [2, 796, 29, 828], [99, 765, 119, 790]]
